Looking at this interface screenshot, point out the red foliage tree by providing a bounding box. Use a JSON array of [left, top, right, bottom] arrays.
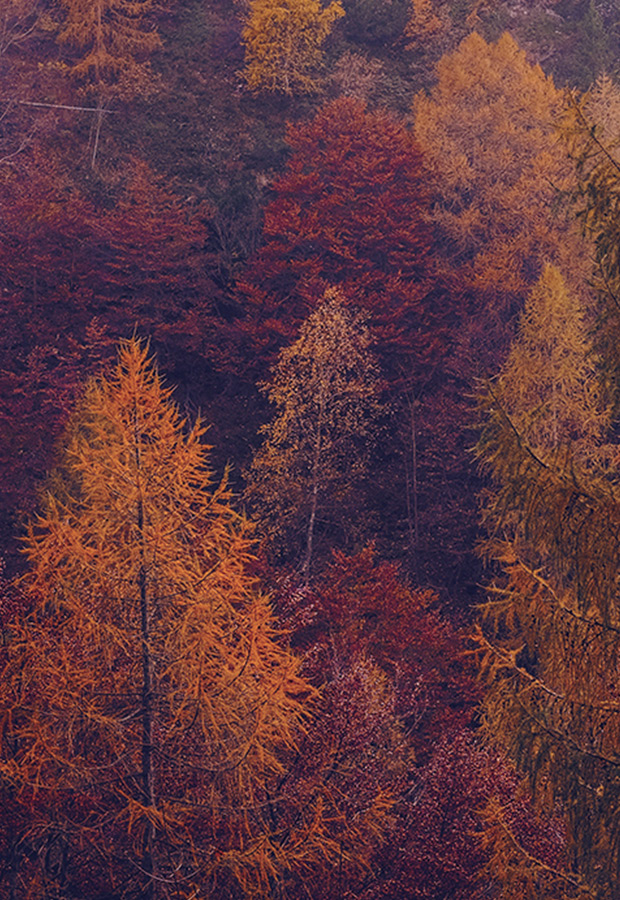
[[267, 549, 565, 899], [234, 97, 442, 380], [298, 547, 477, 756], [0, 148, 219, 559], [86, 158, 216, 341], [0, 150, 215, 342]]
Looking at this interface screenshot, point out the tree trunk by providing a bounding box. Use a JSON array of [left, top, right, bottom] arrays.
[[135, 416, 156, 899], [404, 391, 420, 563], [302, 393, 324, 586]]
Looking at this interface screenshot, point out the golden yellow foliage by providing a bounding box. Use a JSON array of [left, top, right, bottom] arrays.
[[413, 32, 585, 316], [242, 0, 344, 94], [496, 264, 609, 464]]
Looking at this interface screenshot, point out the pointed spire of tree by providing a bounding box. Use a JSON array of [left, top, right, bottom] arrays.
[[496, 264, 609, 464]]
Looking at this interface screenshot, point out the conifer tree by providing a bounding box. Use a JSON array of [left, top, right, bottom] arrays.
[[495, 264, 608, 464], [242, 0, 344, 94], [476, 264, 620, 896], [56, 0, 162, 164], [57, 0, 161, 98], [0, 339, 310, 898], [562, 90, 620, 414], [245, 290, 383, 583]]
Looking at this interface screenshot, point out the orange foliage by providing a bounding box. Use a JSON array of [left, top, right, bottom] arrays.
[[0, 340, 312, 897]]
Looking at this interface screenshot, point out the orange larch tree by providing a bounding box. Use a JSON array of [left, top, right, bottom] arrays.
[[0, 339, 311, 898]]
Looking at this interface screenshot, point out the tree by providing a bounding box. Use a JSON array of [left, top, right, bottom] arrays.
[[0, 339, 311, 898], [0, 150, 216, 556], [245, 290, 383, 583], [473, 94, 620, 900], [495, 264, 609, 464], [234, 96, 437, 378], [405, 0, 447, 47], [56, 0, 162, 164], [476, 338, 620, 897], [86, 157, 214, 341], [561, 90, 620, 414], [242, 0, 344, 94], [57, 0, 161, 97], [413, 31, 582, 367]]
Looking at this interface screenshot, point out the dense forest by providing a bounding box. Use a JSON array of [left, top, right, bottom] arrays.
[[2, 0, 620, 897]]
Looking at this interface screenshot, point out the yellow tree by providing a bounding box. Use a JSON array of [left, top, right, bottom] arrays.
[[242, 0, 344, 94], [405, 0, 447, 47], [475, 273, 619, 899], [413, 32, 585, 361], [245, 289, 383, 583], [495, 264, 609, 464], [0, 339, 311, 898]]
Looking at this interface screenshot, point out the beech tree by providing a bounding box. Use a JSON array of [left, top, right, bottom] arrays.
[[0, 339, 311, 898], [244, 290, 383, 582], [242, 0, 344, 94], [234, 96, 436, 377]]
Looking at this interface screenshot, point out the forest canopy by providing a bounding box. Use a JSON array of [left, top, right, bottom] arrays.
[[2, 1, 620, 897]]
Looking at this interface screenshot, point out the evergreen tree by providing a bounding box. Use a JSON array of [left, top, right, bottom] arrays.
[[0, 339, 310, 898]]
